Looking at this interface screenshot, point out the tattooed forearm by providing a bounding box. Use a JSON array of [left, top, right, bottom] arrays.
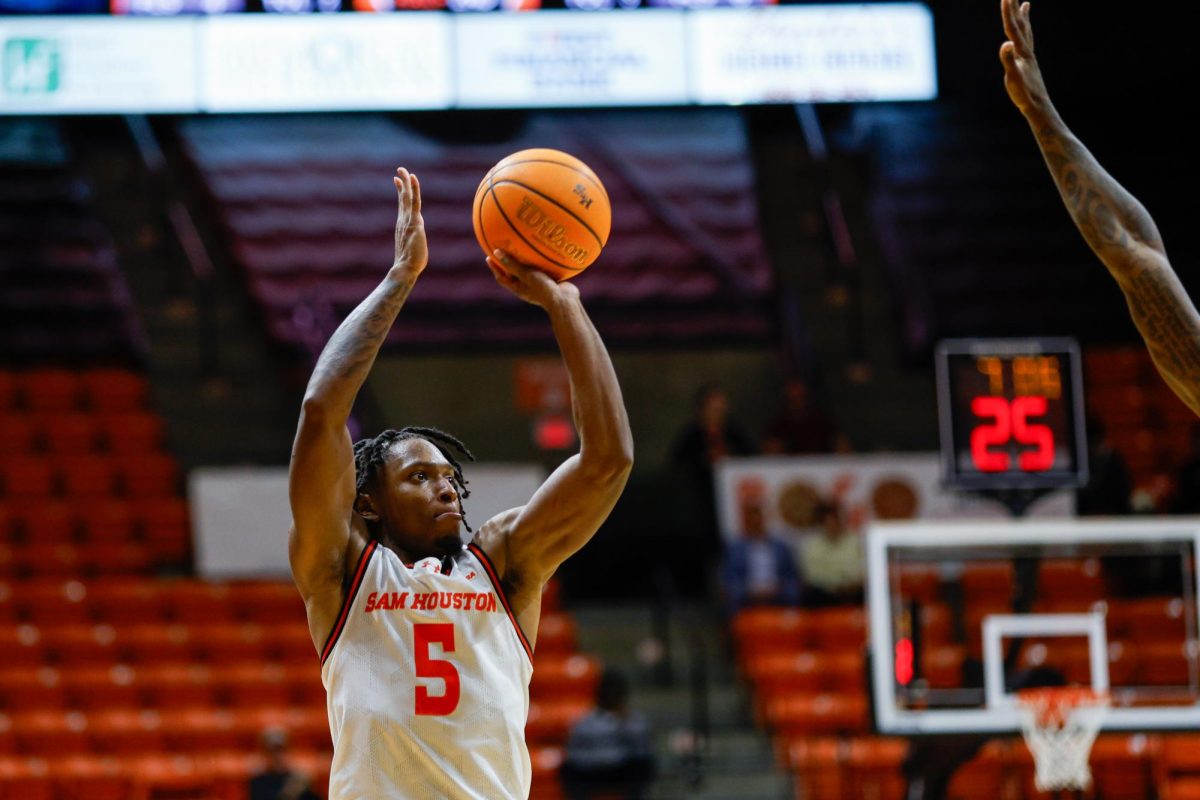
[[304, 269, 417, 416], [1033, 121, 1165, 275], [1030, 116, 1200, 415]]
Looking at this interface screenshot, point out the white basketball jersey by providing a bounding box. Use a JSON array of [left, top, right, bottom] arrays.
[[320, 540, 534, 800]]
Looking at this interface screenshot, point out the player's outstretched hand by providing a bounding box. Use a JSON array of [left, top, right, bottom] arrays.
[[1000, 0, 1052, 121], [487, 249, 580, 308], [392, 167, 428, 276]]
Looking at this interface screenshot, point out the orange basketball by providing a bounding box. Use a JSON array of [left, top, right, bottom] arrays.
[[472, 148, 611, 282]]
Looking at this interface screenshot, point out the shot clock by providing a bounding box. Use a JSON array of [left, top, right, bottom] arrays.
[[935, 338, 1088, 490]]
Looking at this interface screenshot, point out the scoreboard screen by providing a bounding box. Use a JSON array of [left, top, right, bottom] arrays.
[[935, 338, 1088, 491]]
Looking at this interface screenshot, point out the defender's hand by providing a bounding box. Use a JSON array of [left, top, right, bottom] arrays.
[[392, 168, 428, 276], [487, 249, 580, 308], [1000, 0, 1052, 121]]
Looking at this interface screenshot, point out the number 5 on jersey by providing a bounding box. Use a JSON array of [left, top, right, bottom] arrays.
[[414, 623, 460, 715]]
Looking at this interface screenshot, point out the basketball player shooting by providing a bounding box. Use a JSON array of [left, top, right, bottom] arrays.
[[1000, 0, 1200, 415], [288, 168, 633, 799]]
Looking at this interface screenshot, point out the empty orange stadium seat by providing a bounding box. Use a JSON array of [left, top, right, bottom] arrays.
[[87, 709, 165, 754], [922, 645, 965, 689], [0, 581, 14, 624], [281, 664, 326, 707], [41, 623, 120, 665], [17, 542, 84, 578], [785, 736, 843, 800], [191, 623, 268, 663], [536, 613, 578, 655], [61, 664, 141, 710], [766, 692, 869, 737], [961, 562, 1014, 605], [946, 741, 1007, 800], [0, 667, 65, 711], [898, 565, 941, 605], [18, 579, 92, 624], [140, 664, 218, 709], [158, 708, 246, 752], [1, 456, 57, 498], [228, 581, 305, 624], [0, 414, 39, 455], [529, 746, 564, 800], [163, 582, 234, 624], [1139, 642, 1195, 685], [1164, 779, 1200, 800], [80, 370, 149, 412], [120, 624, 194, 664], [20, 370, 82, 412], [97, 412, 165, 454], [58, 455, 119, 497], [6, 499, 76, 544], [1110, 597, 1189, 642], [134, 497, 191, 564], [0, 623, 46, 665], [117, 454, 179, 497], [1090, 733, 1156, 800], [530, 654, 601, 702], [85, 542, 154, 575], [746, 652, 824, 700], [0, 755, 56, 800], [124, 753, 215, 798], [51, 754, 133, 800], [261, 622, 317, 663], [39, 413, 101, 453], [810, 606, 867, 651], [844, 737, 909, 800], [88, 579, 166, 626], [732, 607, 811, 659], [919, 604, 953, 645], [75, 499, 137, 544], [215, 663, 292, 708], [13, 710, 91, 755], [525, 700, 589, 745]]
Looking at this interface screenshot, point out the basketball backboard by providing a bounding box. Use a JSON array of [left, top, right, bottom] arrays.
[[867, 519, 1200, 734]]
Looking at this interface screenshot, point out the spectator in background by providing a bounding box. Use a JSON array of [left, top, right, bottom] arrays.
[[719, 498, 802, 616], [248, 728, 319, 800], [561, 668, 656, 800], [800, 499, 864, 607], [670, 382, 756, 553], [762, 376, 846, 454], [1076, 419, 1133, 516]]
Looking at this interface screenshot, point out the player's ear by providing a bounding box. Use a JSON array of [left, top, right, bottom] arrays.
[[354, 492, 380, 522]]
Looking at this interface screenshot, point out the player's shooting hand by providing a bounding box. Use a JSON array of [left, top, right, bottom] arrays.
[[1000, 0, 1054, 121], [392, 167, 428, 277], [487, 249, 580, 308]]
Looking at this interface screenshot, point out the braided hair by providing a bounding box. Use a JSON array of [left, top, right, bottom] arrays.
[[352, 426, 476, 534]]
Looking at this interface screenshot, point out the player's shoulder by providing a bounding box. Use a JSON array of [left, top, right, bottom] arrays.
[[467, 506, 525, 574]]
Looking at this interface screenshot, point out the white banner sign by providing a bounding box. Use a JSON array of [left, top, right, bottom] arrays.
[[455, 10, 688, 107], [200, 15, 453, 111], [688, 4, 937, 104], [715, 454, 1073, 543], [0, 18, 198, 113], [190, 463, 545, 578]]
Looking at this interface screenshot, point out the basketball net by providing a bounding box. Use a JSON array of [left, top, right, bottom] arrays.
[[1017, 687, 1109, 792]]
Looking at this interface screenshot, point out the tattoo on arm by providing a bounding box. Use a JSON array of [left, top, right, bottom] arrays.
[[1033, 122, 1200, 411], [307, 272, 416, 409]]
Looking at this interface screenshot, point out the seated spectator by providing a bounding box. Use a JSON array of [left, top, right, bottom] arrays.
[[248, 728, 319, 800], [800, 499, 864, 607], [560, 668, 656, 800], [762, 376, 846, 454], [719, 499, 802, 615]]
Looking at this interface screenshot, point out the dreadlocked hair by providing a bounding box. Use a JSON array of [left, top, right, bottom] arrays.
[[352, 426, 477, 533]]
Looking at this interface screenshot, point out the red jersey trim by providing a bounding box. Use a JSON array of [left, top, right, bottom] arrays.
[[320, 539, 379, 666], [467, 542, 534, 663]]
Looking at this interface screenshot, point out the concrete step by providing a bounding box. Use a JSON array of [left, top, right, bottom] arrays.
[[648, 770, 793, 800]]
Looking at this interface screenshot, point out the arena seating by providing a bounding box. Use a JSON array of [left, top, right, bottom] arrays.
[[177, 111, 775, 353], [732, 561, 1196, 800]]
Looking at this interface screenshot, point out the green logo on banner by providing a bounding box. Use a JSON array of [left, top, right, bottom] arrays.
[[4, 38, 61, 96]]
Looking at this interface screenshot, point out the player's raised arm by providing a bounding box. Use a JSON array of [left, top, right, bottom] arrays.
[[1000, 0, 1200, 414], [478, 251, 633, 594], [288, 168, 427, 641]]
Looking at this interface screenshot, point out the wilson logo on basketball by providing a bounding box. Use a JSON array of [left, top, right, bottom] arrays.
[[516, 198, 589, 266]]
